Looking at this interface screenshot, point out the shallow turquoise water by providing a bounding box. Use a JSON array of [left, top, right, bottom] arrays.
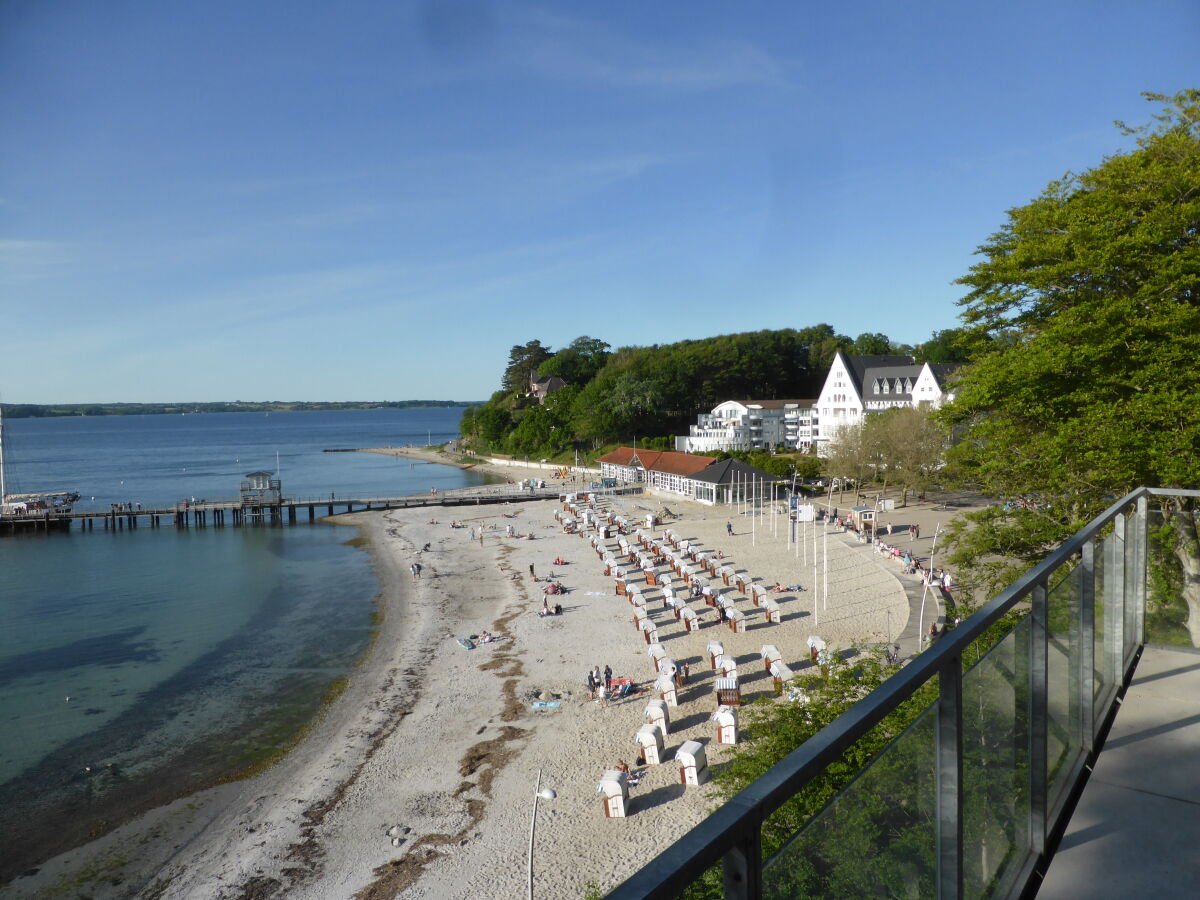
[[0, 407, 484, 878]]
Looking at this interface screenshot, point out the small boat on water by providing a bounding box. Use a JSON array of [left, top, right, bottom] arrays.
[[0, 405, 81, 533]]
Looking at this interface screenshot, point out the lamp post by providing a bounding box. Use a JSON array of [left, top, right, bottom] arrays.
[[917, 523, 943, 645], [528, 769, 557, 900]]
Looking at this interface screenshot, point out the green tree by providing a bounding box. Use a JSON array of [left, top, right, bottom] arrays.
[[882, 406, 947, 506], [682, 651, 938, 899], [537, 335, 611, 385], [852, 332, 894, 355], [940, 90, 1200, 627], [914, 327, 983, 364], [501, 339, 554, 394]]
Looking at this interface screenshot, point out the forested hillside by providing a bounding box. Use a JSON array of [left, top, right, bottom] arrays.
[[460, 325, 970, 459]]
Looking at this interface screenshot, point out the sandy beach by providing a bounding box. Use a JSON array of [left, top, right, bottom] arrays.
[[5, 484, 977, 899]]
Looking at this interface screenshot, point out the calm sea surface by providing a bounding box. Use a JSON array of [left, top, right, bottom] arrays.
[[0, 407, 485, 878]]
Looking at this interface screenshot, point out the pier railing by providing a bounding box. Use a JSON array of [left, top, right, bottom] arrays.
[[610, 487, 1194, 899], [2, 483, 645, 532]]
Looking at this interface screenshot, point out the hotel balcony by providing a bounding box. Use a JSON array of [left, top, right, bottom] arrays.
[[611, 487, 1200, 899]]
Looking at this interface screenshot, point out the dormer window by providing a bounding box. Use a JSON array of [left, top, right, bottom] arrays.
[[881, 379, 889, 394]]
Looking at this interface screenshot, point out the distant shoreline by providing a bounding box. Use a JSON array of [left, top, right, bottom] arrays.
[[1, 401, 483, 418]]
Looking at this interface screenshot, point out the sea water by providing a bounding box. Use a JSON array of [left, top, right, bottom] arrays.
[[0, 407, 486, 879]]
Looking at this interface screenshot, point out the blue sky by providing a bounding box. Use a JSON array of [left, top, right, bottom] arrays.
[[3, 1, 1197, 403]]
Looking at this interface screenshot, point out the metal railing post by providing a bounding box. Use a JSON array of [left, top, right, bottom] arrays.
[[1079, 540, 1096, 751], [937, 654, 963, 899], [722, 820, 762, 900], [1134, 495, 1148, 646], [1029, 581, 1048, 858], [1105, 515, 1125, 698]]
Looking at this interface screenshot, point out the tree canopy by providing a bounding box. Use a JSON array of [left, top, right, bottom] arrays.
[[939, 90, 1200, 634]]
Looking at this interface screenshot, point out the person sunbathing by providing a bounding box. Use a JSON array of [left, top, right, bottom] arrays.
[[617, 760, 631, 775], [769, 583, 786, 593]]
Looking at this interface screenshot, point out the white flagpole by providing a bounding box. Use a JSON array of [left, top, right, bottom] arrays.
[[823, 525, 828, 611], [752, 476, 757, 546]]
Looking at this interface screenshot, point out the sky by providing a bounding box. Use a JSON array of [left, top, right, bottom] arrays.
[[2, 1, 1197, 403]]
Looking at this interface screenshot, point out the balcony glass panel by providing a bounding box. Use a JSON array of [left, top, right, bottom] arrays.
[[963, 616, 1031, 897], [1046, 564, 1082, 813], [1123, 509, 1139, 664], [761, 706, 937, 899], [1144, 508, 1192, 646], [1093, 531, 1121, 721]]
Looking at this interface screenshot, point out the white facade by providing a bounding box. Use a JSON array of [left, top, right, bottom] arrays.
[[813, 354, 866, 454], [676, 400, 817, 453], [814, 352, 957, 455]]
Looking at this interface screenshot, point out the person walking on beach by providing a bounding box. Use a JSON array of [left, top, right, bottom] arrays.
[[586, 670, 596, 699], [410, 562, 421, 581], [726, 521, 733, 536], [604, 665, 612, 690]]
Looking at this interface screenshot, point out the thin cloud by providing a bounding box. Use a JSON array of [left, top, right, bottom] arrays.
[[0, 238, 72, 281], [506, 7, 794, 91]]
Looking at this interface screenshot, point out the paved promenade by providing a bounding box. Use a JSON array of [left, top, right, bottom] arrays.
[[1039, 645, 1200, 898]]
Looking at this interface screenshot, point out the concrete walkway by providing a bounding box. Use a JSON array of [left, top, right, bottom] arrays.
[[1039, 645, 1200, 898]]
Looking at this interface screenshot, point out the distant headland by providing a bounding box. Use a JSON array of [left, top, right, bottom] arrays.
[[1, 400, 482, 418]]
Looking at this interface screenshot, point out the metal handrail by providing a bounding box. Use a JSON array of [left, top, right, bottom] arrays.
[[610, 486, 1187, 899]]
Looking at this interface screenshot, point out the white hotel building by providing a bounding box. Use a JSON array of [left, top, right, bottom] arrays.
[[675, 399, 818, 454], [813, 351, 959, 455]]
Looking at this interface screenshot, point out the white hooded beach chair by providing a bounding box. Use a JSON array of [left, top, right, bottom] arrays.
[[712, 706, 738, 745], [654, 673, 678, 707], [706, 640, 725, 669], [644, 698, 670, 738], [675, 740, 708, 786], [598, 770, 630, 817]]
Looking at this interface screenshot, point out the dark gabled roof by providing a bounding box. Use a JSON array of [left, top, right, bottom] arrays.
[[841, 353, 915, 395], [244, 470, 274, 477], [862, 364, 924, 402], [926, 364, 960, 387], [689, 458, 781, 485]]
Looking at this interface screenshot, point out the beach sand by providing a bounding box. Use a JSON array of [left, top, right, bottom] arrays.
[[5, 486, 977, 899]]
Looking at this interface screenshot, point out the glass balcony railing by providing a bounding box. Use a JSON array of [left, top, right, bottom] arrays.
[[610, 487, 1194, 899]]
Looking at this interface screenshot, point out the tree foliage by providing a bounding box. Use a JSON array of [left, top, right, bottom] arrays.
[[501, 339, 554, 394], [938, 90, 1200, 625], [681, 652, 938, 899], [824, 406, 948, 506]]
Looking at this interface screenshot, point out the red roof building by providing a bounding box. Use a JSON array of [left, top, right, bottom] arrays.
[[597, 448, 718, 499]]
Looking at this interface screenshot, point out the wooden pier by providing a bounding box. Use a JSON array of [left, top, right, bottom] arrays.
[[1, 486, 644, 534]]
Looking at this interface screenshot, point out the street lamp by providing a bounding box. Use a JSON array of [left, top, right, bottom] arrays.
[[528, 769, 557, 900], [917, 523, 943, 644]]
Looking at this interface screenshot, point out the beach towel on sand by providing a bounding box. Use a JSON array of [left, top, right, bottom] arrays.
[[457, 637, 475, 650]]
